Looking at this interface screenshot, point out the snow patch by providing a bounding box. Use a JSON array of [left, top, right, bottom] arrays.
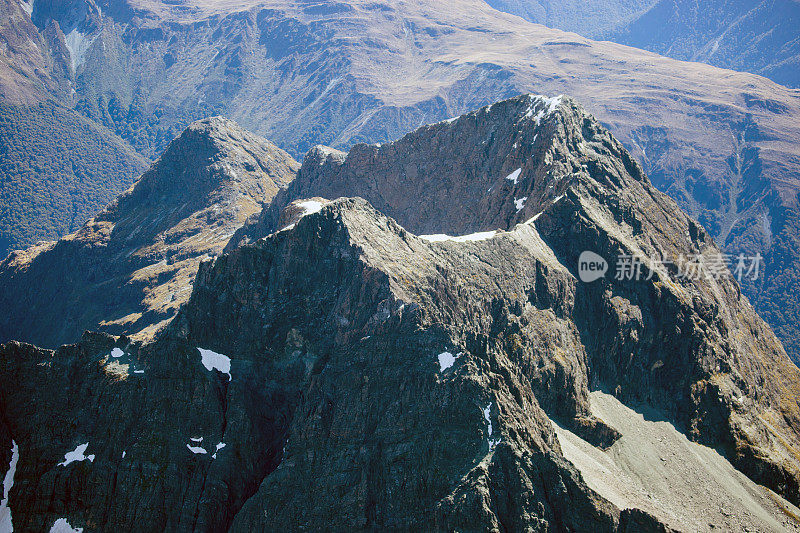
[[524, 194, 565, 225], [110, 348, 124, 358], [433, 116, 458, 126], [0, 441, 19, 533], [514, 197, 528, 212], [198, 348, 232, 381], [296, 200, 323, 216], [483, 403, 501, 451], [64, 29, 98, 71], [505, 168, 522, 185], [437, 351, 459, 372], [49, 518, 82, 533], [212, 442, 226, 459], [420, 231, 497, 243], [58, 443, 94, 467], [279, 200, 327, 232], [525, 94, 564, 126], [186, 444, 207, 455]]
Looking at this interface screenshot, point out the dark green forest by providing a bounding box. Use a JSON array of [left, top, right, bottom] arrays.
[[0, 102, 147, 254]]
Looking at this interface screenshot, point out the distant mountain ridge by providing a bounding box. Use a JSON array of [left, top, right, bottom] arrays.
[[481, 0, 655, 37], [608, 0, 800, 88], [483, 0, 800, 89]]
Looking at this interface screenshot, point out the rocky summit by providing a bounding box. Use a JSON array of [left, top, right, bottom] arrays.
[[1, 95, 800, 532], [231, 94, 597, 245], [0, 116, 299, 349]]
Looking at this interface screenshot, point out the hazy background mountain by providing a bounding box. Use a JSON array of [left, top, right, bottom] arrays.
[[0, 0, 148, 251], [2, 0, 800, 361], [481, 0, 656, 37], [609, 0, 800, 89], [484, 0, 800, 89]]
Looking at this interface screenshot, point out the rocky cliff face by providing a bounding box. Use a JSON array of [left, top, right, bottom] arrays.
[[232, 94, 576, 244], [235, 94, 800, 504], [1, 96, 799, 531], [0, 116, 298, 348]]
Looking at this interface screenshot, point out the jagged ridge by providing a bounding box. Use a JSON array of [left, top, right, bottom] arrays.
[[233, 93, 800, 506]]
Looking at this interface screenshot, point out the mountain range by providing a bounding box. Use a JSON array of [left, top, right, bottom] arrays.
[[608, 0, 800, 89], [3, 0, 800, 363], [1, 93, 800, 532], [486, 0, 800, 90], [3, 1, 800, 531]]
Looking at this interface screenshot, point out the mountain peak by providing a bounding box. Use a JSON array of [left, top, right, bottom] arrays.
[[181, 115, 264, 150], [0, 118, 299, 348], [221, 93, 800, 510], [176, 181, 799, 528], [228, 92, 637, 249], [104, 116, 295, 219]]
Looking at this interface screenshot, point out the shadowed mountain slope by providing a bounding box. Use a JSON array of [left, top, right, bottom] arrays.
[[0, 116, 298, 348]]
